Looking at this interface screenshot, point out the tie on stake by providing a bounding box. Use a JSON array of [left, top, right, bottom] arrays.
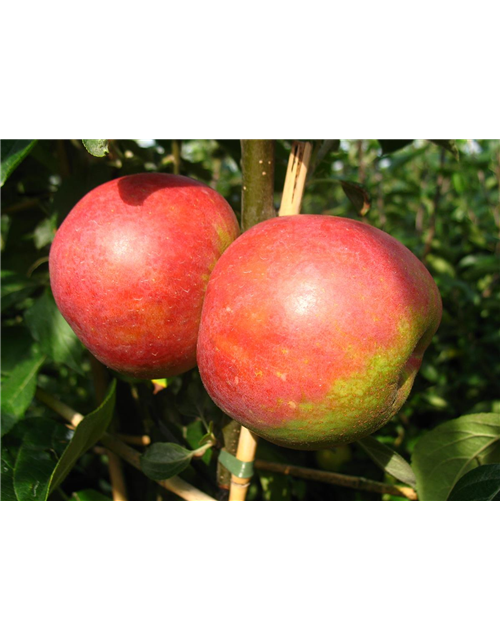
[[219, 449, 255, 479]]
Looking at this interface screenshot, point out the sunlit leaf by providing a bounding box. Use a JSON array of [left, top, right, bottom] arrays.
[[1, 140, 37, 186], [25, 288, 84, 374], [82, 140, 109, 157], [412, 413, 500, 501], [358, 436, 417, 488]]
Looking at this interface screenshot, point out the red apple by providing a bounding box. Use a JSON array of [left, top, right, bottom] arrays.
[[50, 173, 239, 379], [197, 215, 442, 449]]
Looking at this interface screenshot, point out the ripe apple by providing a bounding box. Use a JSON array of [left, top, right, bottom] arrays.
[[197, 215, 442, 449], [50, 173, 239, 379]]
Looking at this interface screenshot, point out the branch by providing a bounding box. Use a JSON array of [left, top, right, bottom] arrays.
[[240, 140, 276, 229], [35, 389, 215, 502], [254, 460, 418, 500]]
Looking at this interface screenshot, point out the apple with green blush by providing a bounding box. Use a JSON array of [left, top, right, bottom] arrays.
[[197, 215, 442, 449]]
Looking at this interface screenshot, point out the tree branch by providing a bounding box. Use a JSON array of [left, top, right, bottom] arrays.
[[254, 460, 418, 500]]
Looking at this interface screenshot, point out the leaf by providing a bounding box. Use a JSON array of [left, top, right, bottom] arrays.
[[448, 464, 500, 501], [340, 181, 371, 216], [25, 288, 84, 374], [33, 217, 56, 249], [412, 413, 500, 501], [378, 140, 414, 155], [140, 442, 195, 481], [1, 270, 38, 312], [1, 442, 19, 500], [82, 140, 109, 157], [13, 418, 71, 501], [1, 344, 46, 433], [48, 379, 116, 494], [428, 140, 459, 161], [0, 140, 37, 186], [70, 489, 112, 501], [358, 436, 417, 488]]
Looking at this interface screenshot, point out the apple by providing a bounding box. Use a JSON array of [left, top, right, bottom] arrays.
[[197, 215, 442, 449], [315, 446, 352, 472], [50, 172, 239, 379]]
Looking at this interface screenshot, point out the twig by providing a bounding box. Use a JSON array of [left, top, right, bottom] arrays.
[[35, 388, 215, 502], [254, 460, 418, 500]]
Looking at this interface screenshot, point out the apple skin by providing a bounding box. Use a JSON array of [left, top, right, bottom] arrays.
[[49, 173, 239, 379], [197, 215, 442, 449]]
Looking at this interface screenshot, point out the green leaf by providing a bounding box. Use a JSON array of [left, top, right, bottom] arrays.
[[428, 140, 459, 160], [1, 344, 46, 433], [48, 379, 116, 494], [13, 418, 71, 501], [1, 442, 19, 500], [378, 140, 414, 155], [1, 140, 37, 186], [1, 270, 38, 312], [140, 442, 195, 481], [33, 216, 56, 249], [448, 464, 500, 501], [358, 436, 417, 488], [70, 489, 112, 501], [412, 413, 500, 501], [82, 140, 109, 157], [25, 288, 84, 374], [340, 181, 371, 216]]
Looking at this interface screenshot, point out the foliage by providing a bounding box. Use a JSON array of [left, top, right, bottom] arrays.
[[1, 139, 499, 500], [447, 464, 500, 501]]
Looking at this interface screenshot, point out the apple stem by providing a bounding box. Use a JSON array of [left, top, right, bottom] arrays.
[[279, 141, 313, 216]]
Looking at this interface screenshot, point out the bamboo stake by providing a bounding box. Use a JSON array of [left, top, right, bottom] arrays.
[[229, 141, 313, 502], [279, 141, 313, 217]]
